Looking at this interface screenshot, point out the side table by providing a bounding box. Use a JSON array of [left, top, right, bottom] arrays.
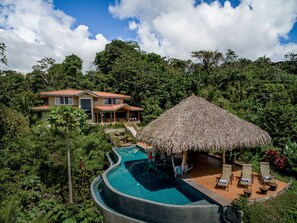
[[243, 189, 252, 198], [260, 186, 268, 195], [269, 183, 278, 191]]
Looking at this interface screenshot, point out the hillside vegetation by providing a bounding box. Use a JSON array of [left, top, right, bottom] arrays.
[[0, 40, 297, 222]]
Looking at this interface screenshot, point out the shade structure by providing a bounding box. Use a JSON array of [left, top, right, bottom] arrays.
[[137, 96, 271, 153]]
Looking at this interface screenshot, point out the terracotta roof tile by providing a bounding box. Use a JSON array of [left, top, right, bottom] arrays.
[[39, 90, 130, 99], [31, 105, 79, 111], [93, 91, 130, 99], [94, 104, 143, 111], [31, 105, 50, 111], [129, 106, 144, 111], [39, 90, 82, 96], [93, 104, 125, 111]]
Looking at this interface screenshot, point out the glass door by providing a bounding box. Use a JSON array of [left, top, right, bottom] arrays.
[[80, 98, 92, 119]]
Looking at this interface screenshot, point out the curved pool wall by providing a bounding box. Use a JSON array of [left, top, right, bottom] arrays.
[[91, 146, 223, 223], [91, 175, 145, 223]]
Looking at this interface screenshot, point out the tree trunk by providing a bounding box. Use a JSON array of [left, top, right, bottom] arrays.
[[66, 126, 73, 204]]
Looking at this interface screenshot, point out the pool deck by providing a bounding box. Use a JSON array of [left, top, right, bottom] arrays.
[[184, 154, 289, 204]]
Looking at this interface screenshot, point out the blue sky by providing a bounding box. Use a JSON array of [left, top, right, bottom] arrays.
[[1, 0, 297, 72], [54, 0, 297, 44], [53, 0, 136, 40]]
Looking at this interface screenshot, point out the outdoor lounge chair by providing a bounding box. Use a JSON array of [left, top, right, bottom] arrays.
[[216, 164, 233, 191], [259, 162, 274, 185], [238, 164, 253, 189]]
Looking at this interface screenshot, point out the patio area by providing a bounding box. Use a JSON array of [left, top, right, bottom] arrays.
[[185, 153, 289, 203]]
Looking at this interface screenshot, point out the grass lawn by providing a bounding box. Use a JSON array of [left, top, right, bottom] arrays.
[[238, 178, 297, 223]]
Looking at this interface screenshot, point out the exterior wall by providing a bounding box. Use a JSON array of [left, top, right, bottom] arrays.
[[94, 98, 104, 106], [41, 94, 130, 123], [73, 97, 79, 105], [47, 96, 125, 107], [47, 96, 79, 106], [93, 98, 125, 106], [48, 96, 55, 106]]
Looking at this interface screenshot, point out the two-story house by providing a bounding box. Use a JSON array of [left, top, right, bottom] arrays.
[[32, 90, 144, 123]]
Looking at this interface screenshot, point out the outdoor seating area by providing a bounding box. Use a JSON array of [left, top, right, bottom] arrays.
[[186, 153, 288, 202], [215, 164, 233, 191], [135, 95, 288, 203], [259, 161, 275, 185], [238, 164, 253, 189]]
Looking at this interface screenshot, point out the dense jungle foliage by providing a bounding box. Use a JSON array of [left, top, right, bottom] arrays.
[[1, 40, 297, 222]]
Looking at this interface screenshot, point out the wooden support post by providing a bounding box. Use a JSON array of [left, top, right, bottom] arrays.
[[138, 111, 140, 121], [100, 112, 103, 124], [127, 110, 130, 122], [182, 150, 187, 169], [114, 111, 116, 123], [222, 151, 226, 164]]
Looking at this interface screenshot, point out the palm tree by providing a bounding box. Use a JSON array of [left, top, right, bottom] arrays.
[[0, 197, 18, 223], [48, 106, 87, 203]]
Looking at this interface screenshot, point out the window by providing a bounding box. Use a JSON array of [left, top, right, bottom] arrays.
[[55, 97, 73, 105], [104, 98, 120, 105], [93, 97, 98, 102], [43, 98, 48, 105]]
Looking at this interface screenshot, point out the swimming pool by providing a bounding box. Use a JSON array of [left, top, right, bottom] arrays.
[[93, 146, 222, 223], [106, 146, 212, 205]]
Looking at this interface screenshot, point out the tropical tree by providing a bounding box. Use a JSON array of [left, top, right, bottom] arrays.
[[62, 54, 85, 89], [191, 50, 224, 73], [284, 52, 297, 74], [94, 40, 140, 74], [0, 197, 18, 223], [223, 49, 238, 65], [11, 91, 37, 117], [0, 70, 31, 106], [47, 106, 87, 203], [0, 104, 30, 147], [31, 57, 56, 88], [62, 54, 83, 75]]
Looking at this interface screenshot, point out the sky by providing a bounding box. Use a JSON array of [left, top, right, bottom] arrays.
[[1, 0, 297, 73]]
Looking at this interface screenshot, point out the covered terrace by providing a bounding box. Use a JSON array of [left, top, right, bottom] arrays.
[[137, 95, 288, 203], [93, 103, 143, 124]]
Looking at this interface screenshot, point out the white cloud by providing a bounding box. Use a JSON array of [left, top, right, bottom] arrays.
[[0, 0, 109, 73], [109, 0, 297, 61]]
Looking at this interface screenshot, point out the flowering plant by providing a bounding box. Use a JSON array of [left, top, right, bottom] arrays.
[[265, 149, 288, 170]]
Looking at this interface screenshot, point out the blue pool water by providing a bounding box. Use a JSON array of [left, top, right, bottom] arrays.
[[106, 146, 212, 205]]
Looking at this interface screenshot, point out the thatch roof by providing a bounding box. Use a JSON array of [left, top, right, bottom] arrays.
[[137, 96, 271, 153]]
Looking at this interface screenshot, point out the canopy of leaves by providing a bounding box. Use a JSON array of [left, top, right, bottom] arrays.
[[48, 106, 87, 132], [1, 39, 297, 222], [0, 104, 29, 147]]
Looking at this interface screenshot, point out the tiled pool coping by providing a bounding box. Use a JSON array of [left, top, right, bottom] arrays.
[[184, 179, 230, 207]]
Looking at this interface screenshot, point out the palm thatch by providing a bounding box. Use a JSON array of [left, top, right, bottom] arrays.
[[137, 96, 271, 153]]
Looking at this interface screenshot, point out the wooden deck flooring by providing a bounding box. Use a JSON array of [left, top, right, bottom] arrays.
[[185, 154, 288, 203]]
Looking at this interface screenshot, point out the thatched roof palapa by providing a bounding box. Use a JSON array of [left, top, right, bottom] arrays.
[[137, 96, 271, 153]]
